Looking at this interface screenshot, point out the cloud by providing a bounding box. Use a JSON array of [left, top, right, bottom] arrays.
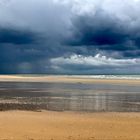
[[0, 27, 37, 44], [67, 9, 140, 51], [0, 0, 140, 74], [67, 12, 128, 46], [64, 0, 140, 57], [50, 54, 140, 74]]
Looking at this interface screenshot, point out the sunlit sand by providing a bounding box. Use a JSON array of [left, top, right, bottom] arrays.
[[0, 111, 140, 140], [0, 75, 140, 85]]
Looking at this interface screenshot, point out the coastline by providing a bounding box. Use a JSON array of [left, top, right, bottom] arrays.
[[0, 75, 140, 85]]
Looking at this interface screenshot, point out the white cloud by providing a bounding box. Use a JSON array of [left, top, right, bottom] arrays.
[[54, 0, 140, 24], [71, 1, 95, 15], [50, 54, 140, 69]]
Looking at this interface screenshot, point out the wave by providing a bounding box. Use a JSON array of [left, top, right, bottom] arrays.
[[67, 75, 140, 80]]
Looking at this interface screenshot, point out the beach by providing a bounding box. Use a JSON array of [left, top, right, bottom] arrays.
[[0, 111, 140, 140], [0, 75, 140, 85], [0, 75, 140, 140]]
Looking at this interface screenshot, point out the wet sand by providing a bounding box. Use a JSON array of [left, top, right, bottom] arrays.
[[0, 111, 140, 140], [0, 81, 140, 112]]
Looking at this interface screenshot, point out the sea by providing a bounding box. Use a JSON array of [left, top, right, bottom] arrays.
[[61, 75, 140, 80], [18, 74, 140, 80]]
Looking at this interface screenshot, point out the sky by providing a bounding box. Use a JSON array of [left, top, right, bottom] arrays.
[[0, 0, 140, 74]]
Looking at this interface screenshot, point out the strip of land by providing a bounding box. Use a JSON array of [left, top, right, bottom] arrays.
[[0, 75, 140, 85], [0, 111, 140, 140]]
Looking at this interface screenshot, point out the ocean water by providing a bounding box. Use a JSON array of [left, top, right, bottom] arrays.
[[18, 74, 140, 80]]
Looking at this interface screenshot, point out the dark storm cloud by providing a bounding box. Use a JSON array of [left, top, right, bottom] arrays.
[[0, 28, 36, 44], [0, 0, 140, 74], [68, 12, 127, 46], [66, 10, 140, 54]]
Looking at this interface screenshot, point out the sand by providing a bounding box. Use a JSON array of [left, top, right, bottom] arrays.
[[0, 111, 139, 140], [0, 75, 140, 85]]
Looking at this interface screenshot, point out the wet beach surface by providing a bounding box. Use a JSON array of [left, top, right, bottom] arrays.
[[0, 82, 140, 112]]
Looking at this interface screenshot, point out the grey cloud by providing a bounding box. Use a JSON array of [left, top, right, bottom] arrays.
[[0, 0, 140, 74], [67, 10, 140, 53], [0, 27, 37, 44], [50, 54, 140, 74]]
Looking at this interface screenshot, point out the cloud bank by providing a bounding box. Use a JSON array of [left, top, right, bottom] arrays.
[[0, 0, 140, 74], [50, 54, 140, 74]]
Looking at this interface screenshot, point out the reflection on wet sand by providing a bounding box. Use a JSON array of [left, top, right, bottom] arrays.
[[0, 82, 140, 112]]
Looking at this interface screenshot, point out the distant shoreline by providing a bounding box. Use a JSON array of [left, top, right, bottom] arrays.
[[0, 75, 140, 85]]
